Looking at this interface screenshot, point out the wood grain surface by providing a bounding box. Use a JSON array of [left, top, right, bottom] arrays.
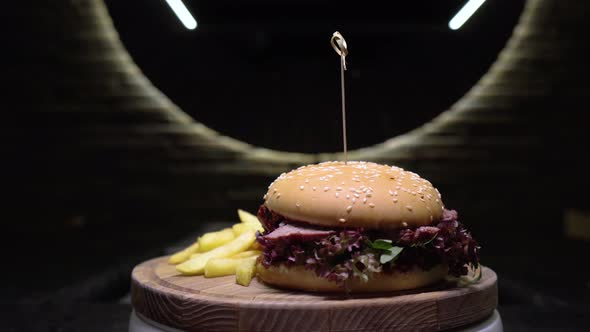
[[132, 257, 497, 332]]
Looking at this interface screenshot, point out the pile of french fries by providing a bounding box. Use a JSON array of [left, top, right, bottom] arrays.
[[168, 209, 264, 286]]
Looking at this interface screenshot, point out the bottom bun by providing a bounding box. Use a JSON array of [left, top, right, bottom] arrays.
[[257, 264, 448, 293]]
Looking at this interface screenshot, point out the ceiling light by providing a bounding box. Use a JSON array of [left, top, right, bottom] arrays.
[[449, 0, 487, 30], [164, 0, 197, 30]]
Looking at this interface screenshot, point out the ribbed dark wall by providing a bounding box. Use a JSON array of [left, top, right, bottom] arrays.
[[2, 0, 589, 245], [2, 1, 312, 229], [353, 1, 590, 240]]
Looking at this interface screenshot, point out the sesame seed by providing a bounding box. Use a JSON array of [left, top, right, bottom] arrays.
[[402, 221, 408, 227], [346, 205, 352, 213], [277, 193, 281, 199], [312, 186, 317, 191], [393, 198, 398, 203], [354, 193, 360, 198], [263, 194, 267, 200], [273, 189, 277, 193], [305, 179, 309, 183], [388, 190, 394, 196], [300, 185, 304, 190], [339, 218, 346, 223], [362, 197, 367, 204], [369, 203, 375, 208], [324, 186, 330, 192], [346, 194, 350, 199], [335, 192, 340, 198], [352, 197, 357, 203], [336, 187, 342, 191], [296, 203, 300, 208], [406, 205, 413, 211], [366, 193, 372, 198]]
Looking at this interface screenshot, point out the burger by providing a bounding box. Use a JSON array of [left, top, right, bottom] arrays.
[[255, 161, 480, 292]]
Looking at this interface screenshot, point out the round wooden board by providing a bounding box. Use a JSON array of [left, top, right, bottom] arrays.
[[132, 257, 497, 332]]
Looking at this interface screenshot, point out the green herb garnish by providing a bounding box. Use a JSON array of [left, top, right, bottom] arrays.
[[410, 233, 438, 248], [368, 239, 405, 264], [379, 246, 404, 264], [370, 239, 393, 250]]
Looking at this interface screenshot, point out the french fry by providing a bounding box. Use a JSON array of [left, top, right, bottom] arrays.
[[198, 228, 235, 252], [176, 231, 256, 275], [236, 258, 258, 286], [232, 223, 257, 236], [204, 256, 257, 278], [237, 209, 264, 232], [231, 250, 261, 259], [249, 242, 262, 251], [168, 242, 200, 265]]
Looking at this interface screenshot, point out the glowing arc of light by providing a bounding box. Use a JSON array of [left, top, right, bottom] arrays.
[[449, 0, 487, 30], [164, 0, 197, 30]]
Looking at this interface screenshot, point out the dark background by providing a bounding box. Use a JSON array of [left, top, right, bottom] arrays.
[[106, 0, 524, 152], [2, 0, 590, 331]]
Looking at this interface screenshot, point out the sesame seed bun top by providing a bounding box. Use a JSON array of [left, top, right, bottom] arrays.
[[263, 161, 444, 229]]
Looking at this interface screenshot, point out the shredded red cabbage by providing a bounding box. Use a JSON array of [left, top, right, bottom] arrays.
[[257, 206, 480, 283]]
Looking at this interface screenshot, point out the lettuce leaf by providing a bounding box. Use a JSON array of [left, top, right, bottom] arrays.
[[257, 208, 480, 284]]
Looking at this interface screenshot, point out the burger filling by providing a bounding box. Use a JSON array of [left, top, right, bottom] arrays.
[[256, 205, 480, 284]]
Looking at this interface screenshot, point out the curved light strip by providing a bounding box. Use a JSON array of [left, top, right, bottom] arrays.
[[165, 0, 197, 30], [449, 0, 487, 30]]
